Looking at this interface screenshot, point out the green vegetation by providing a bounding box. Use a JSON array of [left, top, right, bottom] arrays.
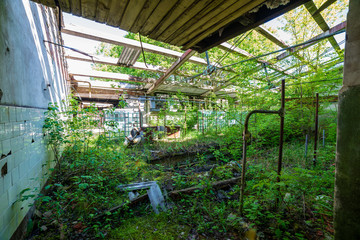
[[26, 1, 347, 239], [24, 91, 337, 239]]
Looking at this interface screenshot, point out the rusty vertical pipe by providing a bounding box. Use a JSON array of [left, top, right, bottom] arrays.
[[197, 103, 200, 132], [124, 112, 127, 136], [239, 80, 285, 214], [239, 110, 279, 215], [277, 80, 285, 181], [138, 103, 142, 128], [215, 107, 218, 133], [164, 107, 167, 136], [313, 93, 319, 167], [184, 106, 187, 136], [202, 105, 205, 135], [239, 131, 248, 215]]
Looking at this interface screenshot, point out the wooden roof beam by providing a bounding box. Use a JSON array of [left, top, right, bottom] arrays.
[[62, 25, 207, 65], [312, 0, 336, 16], [66, 52, 167, 74], [69, 69, 154, 83], [203, 21, 346, 97], [304, 0, 341, 52], [275, 21, 346, 61], [147, 49, 195, 94], [218, 42, 292, 76], [255, 26, 317, 70]]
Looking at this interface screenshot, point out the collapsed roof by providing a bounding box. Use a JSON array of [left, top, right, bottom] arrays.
[[31, 0, 309, 52]]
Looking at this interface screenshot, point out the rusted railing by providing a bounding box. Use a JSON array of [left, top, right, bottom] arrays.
[[240, 79, 285, 214]]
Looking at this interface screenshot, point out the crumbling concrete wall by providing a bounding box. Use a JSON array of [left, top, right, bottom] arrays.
[[0, 0, 68, 239], [334, 0, 360, 238]]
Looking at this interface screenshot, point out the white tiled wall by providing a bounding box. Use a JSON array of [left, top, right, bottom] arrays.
[[0, 105, 54, 239], [0, 0, 68, 238]]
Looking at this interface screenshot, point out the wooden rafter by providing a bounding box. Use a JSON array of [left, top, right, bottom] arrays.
[[201, 21, 345, 97], [69, 69, 154, 83], [304, 0, 341, 52], [66, 53, 167, 74], [62, 25, 207, 65], [312, 0, 336, 16], [147, 49, 195, 94], [218, 42, 291, 76], [255, 26, 317, 70], [275, 21, 346, 61]]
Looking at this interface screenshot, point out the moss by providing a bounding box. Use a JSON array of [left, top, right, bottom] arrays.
[[108, 213, 190, 240]]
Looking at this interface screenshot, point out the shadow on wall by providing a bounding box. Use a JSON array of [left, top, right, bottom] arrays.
[[0, 0, 68, 109], [0, 0, 68, 239]]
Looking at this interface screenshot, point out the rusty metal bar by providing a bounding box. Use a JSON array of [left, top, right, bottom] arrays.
[[202, 105, 205, 135], [138, 103, 142, 128], [313, 93, 319, 166], [72, 79, 92, 98], [184, 106, 187, 136], [215, 107, 218, 133], [240, 79, 285, 215], [277, 80, 285, 181]]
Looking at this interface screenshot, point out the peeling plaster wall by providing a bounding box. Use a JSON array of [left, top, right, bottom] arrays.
[[0, 0, 68, 239]]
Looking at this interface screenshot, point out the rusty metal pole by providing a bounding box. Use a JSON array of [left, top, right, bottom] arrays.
[[239, 129, 248, 215], [197, 103, 200, 132], [277, 79, 285, 181], [239, 110, 279, 214], [202, 105, 205, 135], [184, 106, 187, 136], [313, 93, 319, 167], [138, 103, 142, 128], [240, 80, 285, 215], [215, 107, 218, 133]]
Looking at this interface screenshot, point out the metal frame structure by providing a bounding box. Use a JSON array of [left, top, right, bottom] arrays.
[[61, 0, 345, 108]]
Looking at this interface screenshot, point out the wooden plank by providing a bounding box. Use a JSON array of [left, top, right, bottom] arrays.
[[120, 0, 147, 30], [255, 26, 287, 48], [76, 86, 146, 94], [130, 0, 161, 33], [72, 77, 146, 90], [304, 0, 340, 52], [147, 49, 195, 94], [106, 0, 128, 26], [218, 42, 253, 58], [153, 0, 219, 42], [167, 0, 241, 45], [179, 0, 265, 48], [76, 87, 144, 95], [81, 0, 97, 20], [66, 52, 167, 74], [61, 25, 207, 65], [76, 92, 145, 100], [148, 0, 195, 40], [312, 0, 336, 16], [191, 0, 310, 52], [69, 69, 153, 83], [95, 0, 111, 23], [76, 92, 120, 100], [139, 0, 178, 36]]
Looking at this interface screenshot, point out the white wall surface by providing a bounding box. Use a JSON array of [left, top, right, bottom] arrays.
[[0, 0, 68, 239]]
